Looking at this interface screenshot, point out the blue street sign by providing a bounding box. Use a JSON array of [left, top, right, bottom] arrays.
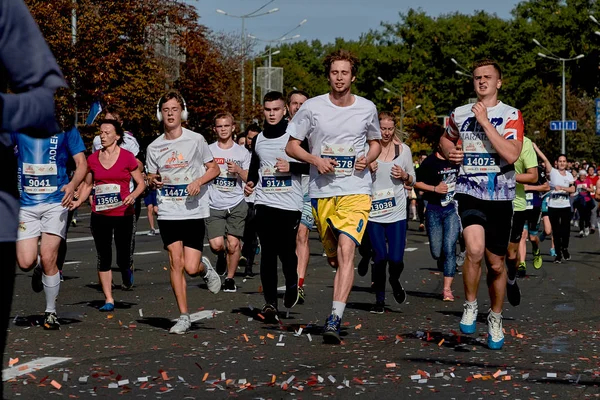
[[550, 120, 577, 131], [596, 99, 600, 135]]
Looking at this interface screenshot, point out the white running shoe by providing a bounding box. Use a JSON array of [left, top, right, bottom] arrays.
[[459, 301, 478, 334], [202, 256, 221, 294], [169, 314, 191, 334], [487, 311, 504, 350], [456, 251, 466, 267]]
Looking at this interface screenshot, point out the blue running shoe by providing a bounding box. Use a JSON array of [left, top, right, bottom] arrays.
[[322, 314, 342, 344], [487, 312, 504, 350], [459, 301, 478, 334], [549, 248, 556, 257], [99, 303, 115, 312]]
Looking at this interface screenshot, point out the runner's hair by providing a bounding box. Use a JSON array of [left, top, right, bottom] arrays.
[[323, 49, 360, 77], [472, 59, 502, 79]]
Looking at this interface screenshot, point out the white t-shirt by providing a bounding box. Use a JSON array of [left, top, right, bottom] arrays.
[[93, 132, 140, 156], [208, 142, 251, 210], [547, 168, 574, 209], [287, 94, 381, 198], [146, 128, 214, 220], [254, 132, 302, 212]]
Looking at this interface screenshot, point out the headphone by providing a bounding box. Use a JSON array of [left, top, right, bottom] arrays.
[[156, 92, 189, 122]]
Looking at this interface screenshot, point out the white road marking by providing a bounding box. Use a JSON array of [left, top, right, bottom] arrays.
[[133, 251, 161, 256], [63, 261, 80, 265], [67, 232, 209, 247], [405, 248, 418, 252], [2, 357, 71, 381], [171, 310, 223, 323]]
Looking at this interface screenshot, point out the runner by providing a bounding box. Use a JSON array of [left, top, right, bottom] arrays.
[[144, 184, 158, 236], [245, 91, 307, 320], [70, 120, 145, 311], [505, 137, 539, 307], [537, 150, 574, 263], [206, 112, 250, 292], [287, 90, 311, 303], [573, 169, 594, 237], [415, 143, 460, 302], [440, 59, 524, 350], [286, 49, 382, 344], [366, 111, 415, 313], [145, 90, 222, 334], [237, 133, 247, 147], [587, 165, 598, 234], [239, 124, 262, 276], [14, 121, 86, 329]]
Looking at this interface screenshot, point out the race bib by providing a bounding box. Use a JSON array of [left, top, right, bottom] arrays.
[[22, 162, 58, 194], [261, 166, 292, 193], [462, 136, 500, 173], [441, 182, 456, 207], [371, 188, 397, 217], [525, 192, 534, 210], [159, 174, 191, 202], [214, 168, 237, 192], [95, 184, 122, 211], [321, 143, 356, 177]]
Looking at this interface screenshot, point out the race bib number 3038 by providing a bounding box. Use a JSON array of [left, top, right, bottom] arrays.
[[371, 188, 398, 217]]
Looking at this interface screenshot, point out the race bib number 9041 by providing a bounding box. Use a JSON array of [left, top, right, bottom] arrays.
[[22, 162, 58, 194]]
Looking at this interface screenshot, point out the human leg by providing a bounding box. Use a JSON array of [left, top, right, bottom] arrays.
[[256, 205, 280, 309], [113, 215, 135, 288], [277, 209, 301, 308], [90, 213, 116, 307]]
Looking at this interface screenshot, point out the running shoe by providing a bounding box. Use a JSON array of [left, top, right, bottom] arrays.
[[487, 312, 504, 350], [585, 227, 590, 237], [322, 314, 342, 344], [221, 278, 237, 293], [31, 264, 43, 293], [261, 303, 278, 323], [517, 261, 526, 278], [216, 252, 227, 276], [298, 286, 305, 305], [43, 312, 60, 330], [506, 280, 521, 306], [370, 301, 385, 314], [202, 257, 221, 294], [99, 303, 115, 312], [389, 278, 406, 305], [459, 301, 478, 334], [442, 288, 454, 302], [357, 257, 370, 277], [554, 254, 562, 264], [549, 247, 556, 257], [578, 230, 584, 238], [533, 249, 543, 270], [244, 266, 254, 278], [71, 218, 77, 227], [562, 249, 571, 261], [419, 224, 425, 232], [238, 256, 248, 267], [146, 229, 156, 236], [456, 251, 466, 268], [283, 282, 299, 309], [169, 314, 191, 335]]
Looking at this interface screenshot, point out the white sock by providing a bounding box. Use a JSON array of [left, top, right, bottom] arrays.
[[42, 272, 61, 313], [507, 278, 516, 285], [331, 301, 346, 319], [489, 310, 502, 319], [466, 299, 477, 307]]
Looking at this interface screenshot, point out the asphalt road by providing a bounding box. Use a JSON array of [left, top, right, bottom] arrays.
[[3, 206, 600, 399]]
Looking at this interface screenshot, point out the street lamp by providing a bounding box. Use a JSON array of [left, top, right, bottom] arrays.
[[378, 77, 421, 133], [451, 58, 471, 78], [252, 49, 280, 108], [590, 15, 600, 37], [533, 38, 584, 154], [216, 1, 279, 131]]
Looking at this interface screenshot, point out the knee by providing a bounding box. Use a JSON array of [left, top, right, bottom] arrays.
[[17, 256, 37, 272], [40, 252, 57, 270], [97, 262, 111, 272], [227, 239, 240, 254], [210, 241, 225, 253], [466, 247, 485, 264], [488, 261, 505, 276], [170, 256, 185, 272]]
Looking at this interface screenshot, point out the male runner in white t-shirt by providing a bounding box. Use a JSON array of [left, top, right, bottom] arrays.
[[440, 59, 524, 350], [206, 112, 251, 292], [146, 90, 222, 334], [286, 50, 381, 344]]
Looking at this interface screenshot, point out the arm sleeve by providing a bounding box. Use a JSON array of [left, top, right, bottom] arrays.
[[247, 149, 260, 184], [287, 106, 312, 141], [242, 148, 251, 170], [0, 0, 66, 136], [401, 146, 416, 185], [366, 104, 382, 140], [504, 109, 525, 142], [445, 110, 459, 141], [127, 151, 138, 172], [522, 140, 537, 170], [199, 136, 214, 164], [145, 146, 158, 174], [125, 134, 140, 157], [66, 127, 86, 156]]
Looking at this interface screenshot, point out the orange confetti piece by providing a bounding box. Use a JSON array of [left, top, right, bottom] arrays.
[[355, 324, 362, 330], [438, 339, 445, 347], [502, 375, 512, 381], [243, 334, 249, 342], [257, 313, 265, 320], [8, 358, 18, 366], [492, 370, 502, 378], [202, 373, 209, 382], [282, 382, 288, 390], [516, 334, 524, 339], [385, 363, 396, 368], [473, 374, 482, 379], [259, 335, 265, 340], [271, 375, 276, 384], [107, 314, 113, 319], [266, 334, 275, 339], [18, 365, 28, 371], [161, 371, 169, 381], [50, 380, 62, 390], [118, 320, 123, 326]]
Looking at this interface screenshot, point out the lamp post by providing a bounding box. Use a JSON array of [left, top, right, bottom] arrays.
[[378, 77, 421, 133], [533, 38, 584, 155], [216, 1, 279, 131], [589, 15, 600, 37], [450, 58, 471, 78], [252, 49, 280, 108]]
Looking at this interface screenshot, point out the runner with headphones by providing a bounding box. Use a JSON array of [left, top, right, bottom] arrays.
[[146, 90, 222, 334]]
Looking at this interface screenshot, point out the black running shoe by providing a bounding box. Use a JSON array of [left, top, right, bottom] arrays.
[[216, 252, 227, 276], [389, 278, 406, 305], [562, 249, 571, 261], [554, 254, 562, 264], [43, 312, 60, 330], [222, 278, 237, 293], [506, 281, 521, 307], [297, 286, 305, 305], [322, 314, 342, 344], [32, 265, 43, 293], [370, 301, 385, 314], [244, 266, 254, 278], [261, 303, 278, 322]]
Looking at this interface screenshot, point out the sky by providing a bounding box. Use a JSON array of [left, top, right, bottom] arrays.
[[185, 0, 522, 50]]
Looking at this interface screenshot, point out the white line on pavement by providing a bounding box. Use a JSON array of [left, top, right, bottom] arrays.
[[405, 248, 418, 252], [67, 232, 209, 246], [133, 251, 161, 256], [172, 310, 223, 323], [2, 357, 71, 381], [63, 261, 81, 265]]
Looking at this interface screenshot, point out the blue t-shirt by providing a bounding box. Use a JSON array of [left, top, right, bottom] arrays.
[[12, 127, 85, 207]]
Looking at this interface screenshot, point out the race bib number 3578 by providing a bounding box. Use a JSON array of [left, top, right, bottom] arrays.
[[321, 143, 356, 177]]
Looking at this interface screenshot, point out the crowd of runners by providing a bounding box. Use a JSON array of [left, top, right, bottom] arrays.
[[11, 49, 600, 350]]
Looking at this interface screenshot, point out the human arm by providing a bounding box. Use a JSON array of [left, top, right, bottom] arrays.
[[516, 166, 538, 185], [69, 171, 93, 210], [356, 139, 382, 171], [472, 103, 523, 164], [227, 161, 248, 182], [532, 142, 552, 176], [187, 160, 219, 196], [61, 152, 87, 207], [286, 137, 337, 174], [124, 169, 146, 205], [524, 182, 550, 192]]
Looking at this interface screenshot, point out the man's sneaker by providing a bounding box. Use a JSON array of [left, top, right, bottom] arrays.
[[169, 315, 191, 334], [389, 278, 406, 305], [506, 280, 521, 306], [562, 249, 571, 261], [261, 303, 278, 322], [578, 230, 585, 238], [456, 251, 466, 268], [284, 283, 299, 309], [459, 301, 478, 334], [533, 249, 543, 270], [487, 312, 504, 350], [222, 278, 237, 293], [517, 262, 526, 278], [554, 254, 562, 264], [146, 229, 156, 236], [585, 227, 590, 237], [549, 247, 556, 257], [239, 256, 248, 267], [298, 286, 305, 305], [59, 270, 64, 282], [244, 266, 254, 278], [216, 253, 227, 276], [202, 257, 221, 294], [32, 265, 43, 293], [71, 218, 77, 227], [43, 312, 60, 330], [322, 314, 342, 344], [357, 257, 370, 277], [370, 301, 385, 314], [442, 288, 454, 302]]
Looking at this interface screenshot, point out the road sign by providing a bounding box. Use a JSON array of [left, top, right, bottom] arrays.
[[550, 120, 577, 131], [596, 99, 600, 135]]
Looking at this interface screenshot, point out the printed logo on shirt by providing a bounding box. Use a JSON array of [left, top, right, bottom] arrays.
[[18, 222, 26, 232], [165, 151, 188, 169]]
